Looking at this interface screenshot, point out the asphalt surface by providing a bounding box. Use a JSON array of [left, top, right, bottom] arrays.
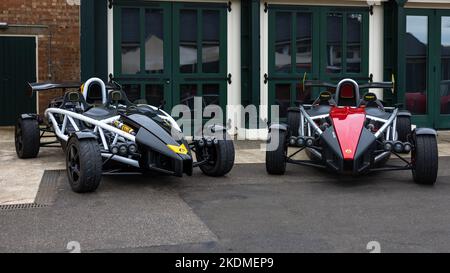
[[1, 158, 450, 253]]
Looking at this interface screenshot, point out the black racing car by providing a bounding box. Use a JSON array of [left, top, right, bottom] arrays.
[[15, 77, 235, 193]]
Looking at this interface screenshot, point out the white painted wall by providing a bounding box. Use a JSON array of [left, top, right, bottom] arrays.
[[107, 2, 114, 77], [227, 0, 241, 136], [369, 4, 384, 99]]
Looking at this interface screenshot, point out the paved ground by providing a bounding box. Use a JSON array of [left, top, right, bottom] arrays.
[[1, 160, 450, 253], [1, 127, 450, 252]]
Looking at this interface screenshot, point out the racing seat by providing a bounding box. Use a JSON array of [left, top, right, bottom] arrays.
[[307, 91, 336, 116], [59, 91, 91, 112], [359, 92, 391, 119], [335, 79, 360, 107]]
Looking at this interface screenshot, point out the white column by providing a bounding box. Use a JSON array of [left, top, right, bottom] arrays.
[[368, 4, 384, 99], [227, 0, 241, 136], [107, 3, 114, 76]]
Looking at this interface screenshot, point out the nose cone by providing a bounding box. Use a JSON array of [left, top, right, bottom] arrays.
[[330, 107, 366, 160]]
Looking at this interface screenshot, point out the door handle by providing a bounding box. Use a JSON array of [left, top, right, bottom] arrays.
[[165, 79, 171, 84]]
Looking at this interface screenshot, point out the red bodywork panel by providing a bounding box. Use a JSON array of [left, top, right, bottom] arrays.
[[330, 107, 366, 160]]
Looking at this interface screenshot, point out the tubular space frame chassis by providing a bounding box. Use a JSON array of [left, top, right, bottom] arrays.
[[44, 107, 140, 168], [287, 105, 413, 172]]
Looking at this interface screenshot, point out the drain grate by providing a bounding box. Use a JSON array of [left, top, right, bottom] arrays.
[[0, 170, 62, 212], [0, 203, 48, 211]]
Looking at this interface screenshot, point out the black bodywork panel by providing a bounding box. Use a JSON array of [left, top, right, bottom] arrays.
[[319, 126, 376, 175], [129, 114, 193, 177]]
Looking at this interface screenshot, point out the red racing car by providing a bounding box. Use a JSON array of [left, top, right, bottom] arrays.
[[266, 79, 439, 185]]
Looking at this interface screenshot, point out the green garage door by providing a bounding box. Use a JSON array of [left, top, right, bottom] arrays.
[[0, 37, 37, 126], [267, 6, 369, 120], [113, 1, 228, 114]]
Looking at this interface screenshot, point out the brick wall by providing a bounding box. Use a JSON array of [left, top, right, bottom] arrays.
[[0, 0, 80, 114]]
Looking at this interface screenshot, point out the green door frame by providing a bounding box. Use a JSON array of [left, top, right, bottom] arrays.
[[435, 10, 450, 129], [267, 5, 369, 121], [402, 8, 450, 129], [319, 7, 369, 83], [113, 1, 173, 110], [113, 1, 228, 114], [172, 2, 228, 112], [267, 5, 320, 121]]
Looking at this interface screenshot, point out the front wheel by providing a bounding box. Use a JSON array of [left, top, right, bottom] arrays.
[[66, 136, 103, 193], [412, 134, 438, 185], [266, 129, 287, 175], [197, 132, 235, 177]]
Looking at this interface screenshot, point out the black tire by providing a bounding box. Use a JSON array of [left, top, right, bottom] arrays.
[[197, 132, 235, 177], [396, 115, 411, 142], [412, 134, 438, 185], [66, 137, 103, 193], [287, 109, 300, 137], [15, 118, 40, 159], [266, 129, 287, 175]]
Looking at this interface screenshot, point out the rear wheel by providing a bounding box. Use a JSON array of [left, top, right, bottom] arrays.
[[66, 137, 102, 193], [197, 132, 235, 177], [15, 118, 40, 159], [396, 115, 411, 142], [412, 134, 438, 185], [266, 129, 287, 175], [287, 109, 300, 137]]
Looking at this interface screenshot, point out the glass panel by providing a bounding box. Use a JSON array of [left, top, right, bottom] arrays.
[[441, 17, 450, 115], [145, 84, 164, 107], [275, 12, 292, 73], [180, 84, 198, 109], [180, 10, 198, 73], [145, 9, 164, 74], [296, 13, 312, 73], [203, 84, 220, 107], [326, 13, 343, 74], [406, 16, 428, 115], [202, 10, 220, 73], [121, 8, 141, 75], [347, 13, 362, 73], [295, 83, 312, 106], [275, 84, 291, 118], [122, 84, 141, 104]]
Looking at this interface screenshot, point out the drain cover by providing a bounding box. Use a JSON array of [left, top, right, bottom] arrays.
[[0, 203, 48, 211]]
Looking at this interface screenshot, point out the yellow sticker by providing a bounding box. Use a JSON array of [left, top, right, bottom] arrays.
[[167, 144, 188, 155]]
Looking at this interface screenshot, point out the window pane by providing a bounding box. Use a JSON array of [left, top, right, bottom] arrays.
[[180, 10, 198, 73], [296, 13, 312, 72], [122, 84, 141, 103], [202, 10, 220, 73], [121, 8, 141, 75], [275, 12, 292, 73], [275, 84, 291, 118], [347, 13, 362, 73], [145, 9, 164, 74], [406, 16, 428, 115], [180, 84, 198, 109], [441, 17, 450, 115], [327, 13, 343, 74], [145, 84, 164, 107], [203, 84, 220, 107]]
